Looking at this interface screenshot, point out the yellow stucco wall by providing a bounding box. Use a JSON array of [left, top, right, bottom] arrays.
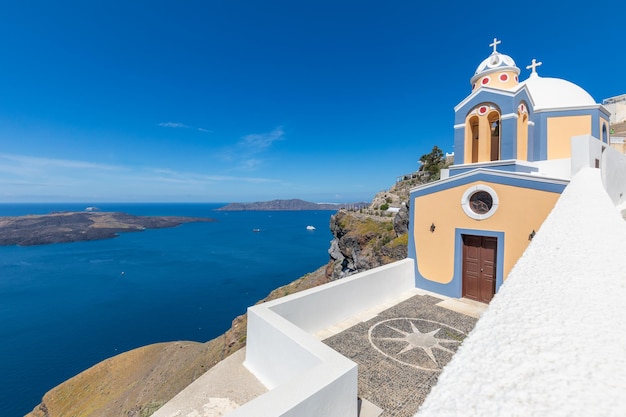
[[412, 181, 561, 284], [547, 115, 592, 159], [517, 112, 528, 160]]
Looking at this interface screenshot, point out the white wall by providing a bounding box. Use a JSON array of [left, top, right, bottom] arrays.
[[238, 259, 415, 417], [601, 144, 626, 205], [244, 307, 323, 389], [533, 158, 571, 179], [570, 134, 604, 175], [268, 259, 415, 333]]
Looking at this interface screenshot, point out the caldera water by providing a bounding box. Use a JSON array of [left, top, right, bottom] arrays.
[[0, 203, 334, 416]]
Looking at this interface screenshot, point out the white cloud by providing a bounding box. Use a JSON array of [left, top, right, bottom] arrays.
[[239, 126, 285, 153], [0, 153, 121, 172], [239, 158, 264, 171], [218, 127, 286, 171], [0, 152, 286, 201], [158, 123, 213, 133], [158, 122, 189, 128], [143, 167, 280, 184]]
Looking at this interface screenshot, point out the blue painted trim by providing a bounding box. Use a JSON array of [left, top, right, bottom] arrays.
[[414, 268, 458, 297], [449, 162, 538, 176], [454, 127, 465, 164], [500, 117, 517, 159], [410, 171, 567, 199], [531, 108, 604, 160], [413, 228, 505, 298], [592, 114, 600, 139], [452, 229, 505, 298], [407, 201, 417, 265], [453, 88, 534, 164]]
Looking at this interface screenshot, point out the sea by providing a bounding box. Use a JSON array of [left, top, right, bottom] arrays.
[[0, 203, 335, 417]]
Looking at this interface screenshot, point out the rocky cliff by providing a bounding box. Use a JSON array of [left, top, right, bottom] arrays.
[[326, 178, 414, 279]]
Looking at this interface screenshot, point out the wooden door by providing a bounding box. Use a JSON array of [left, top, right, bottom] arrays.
[[462, 235, 497, 303]]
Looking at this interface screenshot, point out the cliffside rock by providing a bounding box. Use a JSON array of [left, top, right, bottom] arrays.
[[393, 203, 409, 236], [327, 210, 407, 280]]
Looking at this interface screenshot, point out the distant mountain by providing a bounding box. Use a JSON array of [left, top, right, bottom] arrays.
[[216, 199, 365, 211]]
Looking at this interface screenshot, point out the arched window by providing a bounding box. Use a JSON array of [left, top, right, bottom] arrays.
[[488, 112, 501, 161], [602, 124, 608, 144], [469, 115, 479, 163], [464, 105, 501, 163], [516, 102, 529, 160]]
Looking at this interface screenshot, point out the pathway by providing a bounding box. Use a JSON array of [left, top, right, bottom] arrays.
[[323, 293, 482, 417]]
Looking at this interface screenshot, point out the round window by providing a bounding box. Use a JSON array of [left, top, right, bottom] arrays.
[[469, 191, 493, 214], [461, 185, 499, 220]]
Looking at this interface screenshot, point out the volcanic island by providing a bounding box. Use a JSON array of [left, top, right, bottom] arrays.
[[0, 211, 216, 246]]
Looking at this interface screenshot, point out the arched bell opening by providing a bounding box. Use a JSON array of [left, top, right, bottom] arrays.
[[464, 104, 502, 164], [466, 115, 480, 163], [488, 111, 501, 161], [516, 102, 529, 160]]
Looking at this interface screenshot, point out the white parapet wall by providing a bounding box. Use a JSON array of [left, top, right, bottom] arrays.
[[267, 259, 416, 334], [532, 157, 571, 179], [570, 134, 604, 176], [233, 258, 415, 417], [415, 168, 626, 417], [601, 142, 626, 205]]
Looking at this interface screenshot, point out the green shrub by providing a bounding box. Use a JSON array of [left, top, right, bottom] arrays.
[[388, 234, 408, 247]]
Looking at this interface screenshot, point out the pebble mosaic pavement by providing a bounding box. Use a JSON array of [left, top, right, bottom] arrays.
[[323, 294, 479, 417]]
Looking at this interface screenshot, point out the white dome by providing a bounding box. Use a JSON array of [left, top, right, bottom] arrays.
[[520, 75, 596, 110], [474, 52, 517, 74], [470, 52, 520, 85]]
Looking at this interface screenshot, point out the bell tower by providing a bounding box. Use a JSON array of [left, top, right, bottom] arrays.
[[461, 39, 522, 163]]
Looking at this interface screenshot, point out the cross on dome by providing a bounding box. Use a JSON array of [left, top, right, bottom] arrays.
[[489, 38, 501, 54], [526, 58, 543, 76]]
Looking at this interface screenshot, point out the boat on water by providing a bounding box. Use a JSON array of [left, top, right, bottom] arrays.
[[252, 228, 261, 232], [306, 225, 316, 230]]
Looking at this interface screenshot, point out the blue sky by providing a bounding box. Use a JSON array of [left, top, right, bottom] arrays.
[[0, 1, 624, 203]]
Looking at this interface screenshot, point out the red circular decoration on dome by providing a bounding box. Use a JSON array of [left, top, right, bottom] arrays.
[[481, 77, 490, 85], [499, 73, 508, 82], [479, 106, 488, 115], [515, 75, 518, 82]]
